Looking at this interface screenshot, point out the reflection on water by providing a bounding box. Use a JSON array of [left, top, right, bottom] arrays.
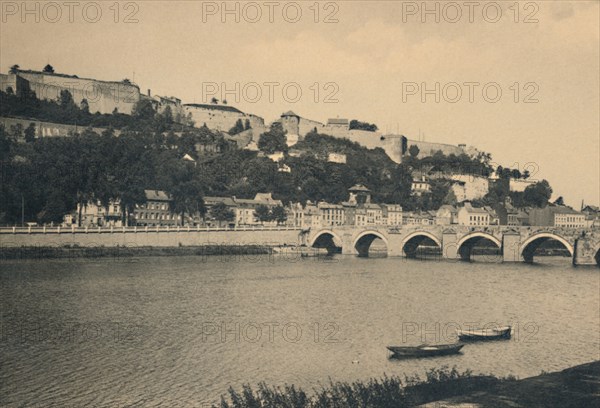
[[1, 255, 598, 406]]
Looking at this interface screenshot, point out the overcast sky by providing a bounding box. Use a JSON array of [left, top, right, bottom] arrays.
[[2, 1, 598, 206]]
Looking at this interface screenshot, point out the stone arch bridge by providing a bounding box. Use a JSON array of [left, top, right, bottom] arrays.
[[304, 225, 600, 265]]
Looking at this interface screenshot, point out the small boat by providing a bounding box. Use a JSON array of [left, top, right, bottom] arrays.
[[387, 343, 464, 358], [457, 326, 511, 341]]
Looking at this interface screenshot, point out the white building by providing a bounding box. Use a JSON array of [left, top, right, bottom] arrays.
[[457, 203, 490, 226]]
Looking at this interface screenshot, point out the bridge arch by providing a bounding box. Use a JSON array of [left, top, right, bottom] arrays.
[[353, 230, 388, 257], [309, 230, 343, 254], [520, 233, 574, 263], [456, 232, 502, 262], [401, 231, 442, 258]]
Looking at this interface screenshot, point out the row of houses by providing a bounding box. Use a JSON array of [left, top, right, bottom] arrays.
[[64, 186, 599, 230]]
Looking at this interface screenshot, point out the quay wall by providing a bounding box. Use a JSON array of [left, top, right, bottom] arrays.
[[0, 228, 302, 249]]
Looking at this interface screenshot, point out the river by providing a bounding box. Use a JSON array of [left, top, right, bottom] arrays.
[[1, 254, 598, 406]]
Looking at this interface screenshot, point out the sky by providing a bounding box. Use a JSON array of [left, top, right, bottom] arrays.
[[1, 1, 599, 207]]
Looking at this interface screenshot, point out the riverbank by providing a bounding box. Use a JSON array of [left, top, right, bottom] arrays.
[[215, 361, 600, 407]]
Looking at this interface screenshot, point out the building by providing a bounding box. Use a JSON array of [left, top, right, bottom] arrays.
[[327, 153, 347, 164], [302, 201, 321, 228], [134, 190, 179, 226], [403, 211, 435, 226], [383, 204, 403, 226], [234, 193, 283, 226], [411, 172, 431, 195], [509, 178, 537, 193], [347, 184, 372, 205], [581, 205, 600, 228], [457, 203, 490, 226], [435, 205, 457, 225], [326, 118, 350, 130], [493, 198, 521, 226], [317, 202, 345, 226], [450, 174, 489, 202], [66, 200, 123, 228], [529, 205, 586, 228], [354, 203, 384, 227]]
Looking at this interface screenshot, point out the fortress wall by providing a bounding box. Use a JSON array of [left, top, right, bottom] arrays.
[[17, 72, 140, 115], [184, 106, 264, 132], [406, 139, 464, 157], [298, 118, 325, 136]]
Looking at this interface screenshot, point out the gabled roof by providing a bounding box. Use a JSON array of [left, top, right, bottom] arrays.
[[281, 110, 299, 117]]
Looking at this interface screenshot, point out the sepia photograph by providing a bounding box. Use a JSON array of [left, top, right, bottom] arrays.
[[1, 1, 599, 407]]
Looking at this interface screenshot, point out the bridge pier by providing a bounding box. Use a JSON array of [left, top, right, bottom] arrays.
[[573, 236, 600, 266], [441, 230, 459, 260], [502, 231, 522, 262]]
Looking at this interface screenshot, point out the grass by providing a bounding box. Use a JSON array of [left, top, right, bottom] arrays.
[[214, 366, 510, 408]]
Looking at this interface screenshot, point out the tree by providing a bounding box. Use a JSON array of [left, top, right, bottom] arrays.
[[254, 204, 272, 224], [553, 196, 565, 206], [211, 97, 219, 104], [409, 145, 420, 158], [228, 119, 244, 135], [210, 202, 234, 227], [349, 119, 378, 131], [523, 180, 552, 208], [132, 99, 156, 121], [258, 122, 288, 154], [9, 64, 20, 74], [169, 180, 205, 226], [163, 105, 173, 124], [59, 89, 75, 109], [80, 99, 90, 114], [271, 205, 287, 225], [24, 123, 36, 143], [43, 64, 55, 73]]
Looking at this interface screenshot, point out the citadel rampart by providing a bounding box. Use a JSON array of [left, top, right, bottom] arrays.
[[184, 104, 265, 132], [2, 71, 141, 115]]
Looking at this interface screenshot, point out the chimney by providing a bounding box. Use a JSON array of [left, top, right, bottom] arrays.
[[148, 89, 151, 97]]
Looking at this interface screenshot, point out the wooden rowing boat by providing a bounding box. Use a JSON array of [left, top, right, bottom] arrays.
[[387, 343, 464, 358], [457, 326, 512, 341]]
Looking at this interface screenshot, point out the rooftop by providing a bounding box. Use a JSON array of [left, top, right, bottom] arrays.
[[184, 103, 243, 113], [349, 184, 371, 192], [145, 190, 170, 201]]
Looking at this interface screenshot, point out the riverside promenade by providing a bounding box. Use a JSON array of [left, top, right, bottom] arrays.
[[0, 225, 302, 248]]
